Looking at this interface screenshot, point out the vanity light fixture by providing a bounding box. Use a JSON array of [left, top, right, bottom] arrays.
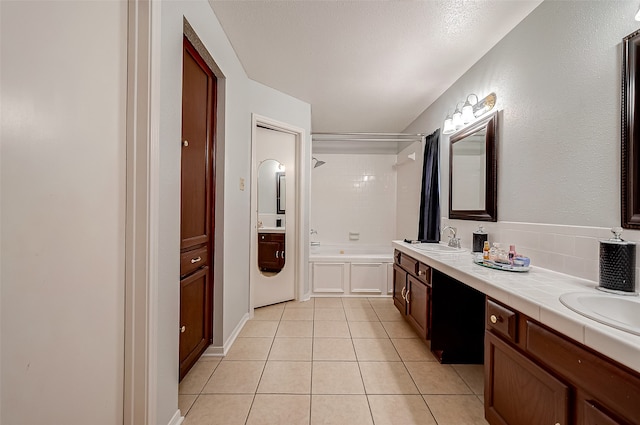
[[443, 111, 455, 134], [442, 92, 497, 135], [461, 94, 479, 124], [452, 102, 465, 131]]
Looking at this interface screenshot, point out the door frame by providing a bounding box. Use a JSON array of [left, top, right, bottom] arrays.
[[250, 114, 306, 312]]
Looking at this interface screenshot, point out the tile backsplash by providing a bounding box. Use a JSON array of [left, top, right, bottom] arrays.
[[441, 218, 640, 288], [311, 154, 397, 246]]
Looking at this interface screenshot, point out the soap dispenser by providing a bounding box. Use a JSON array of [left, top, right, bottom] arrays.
[[598, 227, 637, 295], [472, 225, 488, 253]]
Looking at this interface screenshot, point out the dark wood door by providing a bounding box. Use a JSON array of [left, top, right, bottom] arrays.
[[485, 331, 570, 425], [180, 36, 216, 380], [406, 275, 427, 339]]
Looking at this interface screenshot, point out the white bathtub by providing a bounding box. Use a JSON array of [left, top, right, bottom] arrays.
[[309, 245, 394, 296]]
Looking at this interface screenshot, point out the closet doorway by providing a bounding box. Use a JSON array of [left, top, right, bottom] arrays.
[[179, 36, 216, 380]]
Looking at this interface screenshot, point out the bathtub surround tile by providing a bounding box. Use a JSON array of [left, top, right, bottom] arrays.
[[268, 337, 313, 361], [257, 361, 312, 394], [182, 394, 253, 425], [313, 338, 357, 361], [202, 360, 265, 394], [312, 361, 365, 394], [423, 394, 489, 425], [313, 320, 351, 338], [310, 395, 374, 425], [368, 395, 437, 425], [179, 358, 220, 394], [246, 394, 311, 425]]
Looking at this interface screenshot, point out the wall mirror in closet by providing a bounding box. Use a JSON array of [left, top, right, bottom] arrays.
[[449, 111, 498, 221], [257, 159, 286, 275]]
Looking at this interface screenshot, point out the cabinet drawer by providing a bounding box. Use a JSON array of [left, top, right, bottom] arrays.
[[486, 299, 517, 343], [397, 252, 418, 274], [417, 262, 430, 284], [259, 232, 284, 242], [181, 247, 209, 277]]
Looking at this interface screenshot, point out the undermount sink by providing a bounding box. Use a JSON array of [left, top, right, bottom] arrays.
[[412, 243, 466, 254], [559, 291, 640, 336]]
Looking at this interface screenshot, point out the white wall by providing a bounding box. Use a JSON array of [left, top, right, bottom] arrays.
[[311, 154, 397, 246], [1, 1, 126, 424], [399, 0, 640, 282], [158, 2, 310, 423]]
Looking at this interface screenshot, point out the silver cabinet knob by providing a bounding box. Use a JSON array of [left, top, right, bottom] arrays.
[[180, 326, 186, 333], [190, 256, 201, 264], [490, 314, 498, 324], [418, 270, 424, 276], [182, 140, 189, 147]]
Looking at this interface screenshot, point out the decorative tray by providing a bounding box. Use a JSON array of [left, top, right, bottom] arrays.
[[473, 257, 531, 272]]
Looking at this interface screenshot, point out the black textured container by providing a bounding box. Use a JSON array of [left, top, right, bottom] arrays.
[[599, 228, 637, 294], [472, 225, 488, 253]]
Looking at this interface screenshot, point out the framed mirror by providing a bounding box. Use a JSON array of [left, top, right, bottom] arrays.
[[622, 30, 640, 229], [449, 111, 498, 221], [276, 171, 285, 214]]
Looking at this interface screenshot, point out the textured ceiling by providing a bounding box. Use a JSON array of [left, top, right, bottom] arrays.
[[209, 0, 542, 133]]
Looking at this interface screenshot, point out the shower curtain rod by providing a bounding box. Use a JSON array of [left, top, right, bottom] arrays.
[[312, 138, 423, 143], [312, 132, 425, 137]]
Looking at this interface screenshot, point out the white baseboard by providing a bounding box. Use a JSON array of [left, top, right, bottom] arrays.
[[167, 409, 184, 425], [203, 312, 250, 356]]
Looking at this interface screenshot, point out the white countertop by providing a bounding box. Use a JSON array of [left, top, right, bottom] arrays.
[[392, 240, 640, 374], [258, 227, 285, 234]]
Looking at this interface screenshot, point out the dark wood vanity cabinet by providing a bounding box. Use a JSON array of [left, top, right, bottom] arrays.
[[393, 250, 431, 340], [485, 298, 640, 425], [258, 232, 285, 272]]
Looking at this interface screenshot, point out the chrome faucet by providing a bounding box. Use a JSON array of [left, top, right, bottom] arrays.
[[441, 226, 461, 248]]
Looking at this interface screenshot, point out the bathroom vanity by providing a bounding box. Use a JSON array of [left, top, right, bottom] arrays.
[[392, 241, 640, 425]]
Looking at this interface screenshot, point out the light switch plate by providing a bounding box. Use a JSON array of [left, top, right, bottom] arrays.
[[239, 177, 245, 191]]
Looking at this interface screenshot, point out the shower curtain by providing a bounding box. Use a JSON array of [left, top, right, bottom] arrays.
[[418, 129, 440, 242]]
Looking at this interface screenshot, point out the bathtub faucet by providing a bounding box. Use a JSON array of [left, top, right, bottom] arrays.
[[310, 228, 318, 235], [310, 241, 321, 247]]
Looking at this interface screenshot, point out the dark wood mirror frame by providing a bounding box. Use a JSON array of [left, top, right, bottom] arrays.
[[449, 111, 498, 222], [622, 30, 640, 229], [276, 171, 285, 214]]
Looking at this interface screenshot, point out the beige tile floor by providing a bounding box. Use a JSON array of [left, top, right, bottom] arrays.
[[179, 297, 489, 425]]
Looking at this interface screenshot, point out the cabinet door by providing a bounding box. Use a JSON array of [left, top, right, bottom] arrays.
[[258, 240, 282, 270], [180, 266, 210, 379], [406, 275, 428, 339], [392, 264, 407, 313], [485, 331, 569, 425], [581, 399, 623, 425]]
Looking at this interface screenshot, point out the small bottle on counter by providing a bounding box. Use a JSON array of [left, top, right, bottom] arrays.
[[508, 245, 517, 265], [473, 225, 488, 253], [489, 243, 499, 261], [482, 241, 490, 260]]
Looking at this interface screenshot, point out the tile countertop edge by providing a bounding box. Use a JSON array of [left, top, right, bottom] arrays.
[[392, 241, 640, 374]]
